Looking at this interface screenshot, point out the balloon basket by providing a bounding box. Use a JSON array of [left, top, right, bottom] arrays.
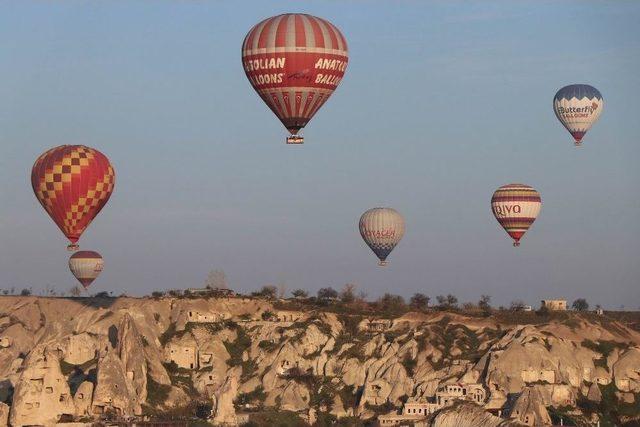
[[574, 141, 582, 147], [286, 135, 304, 144], [513, 241, 520, 247], [67, 243, 80, 251], [378, 261, 388, 266]]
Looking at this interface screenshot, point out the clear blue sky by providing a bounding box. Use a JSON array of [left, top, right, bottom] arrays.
[[1, 1, 639, 309]]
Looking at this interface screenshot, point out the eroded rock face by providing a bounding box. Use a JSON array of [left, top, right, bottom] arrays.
[[73, 381, 94, 416], [280, 380, 310, 412], [1, 296, 639, 426], [116, 313, 148, 402], [432, 402, 521, 427], [211, 367, 240, 425], [613, 347, 640, 392], [62, 333, 97, 366], [0, 402, 9, 427], [509, 386, 552, 426], [9, 348, 75, 427], [587, 382, 602, 403], [91, 350, 141, 417]]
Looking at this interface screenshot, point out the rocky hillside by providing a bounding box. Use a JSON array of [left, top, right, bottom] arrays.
[[0, 295, 639, 426]]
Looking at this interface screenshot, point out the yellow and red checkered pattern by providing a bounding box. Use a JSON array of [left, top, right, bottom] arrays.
[[31, 145, 115, 245]]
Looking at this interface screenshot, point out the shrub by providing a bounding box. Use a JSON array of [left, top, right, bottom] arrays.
[[223, 327, 251, 366], [409, 293, 430, 311], [146, 373, 171, 406]]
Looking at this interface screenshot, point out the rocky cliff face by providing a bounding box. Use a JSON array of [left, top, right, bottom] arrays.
[[0, 296, 639, 427]]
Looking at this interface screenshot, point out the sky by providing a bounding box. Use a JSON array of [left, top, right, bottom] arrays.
[[1, 1, 639, 309]]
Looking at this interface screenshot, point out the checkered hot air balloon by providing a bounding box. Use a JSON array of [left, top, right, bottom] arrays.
[[31, 145, 115, 250], [553, 84, 603, 146], [491, 184, 542, 247], [69, 251, 104, 289], [242, 13, 348, 144], [359, 208, 405, 266]]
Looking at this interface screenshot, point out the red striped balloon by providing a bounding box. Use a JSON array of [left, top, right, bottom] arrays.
[[242, 14, 348, 143], [69, 251, 104, 289], [491, 184, 542, 247]]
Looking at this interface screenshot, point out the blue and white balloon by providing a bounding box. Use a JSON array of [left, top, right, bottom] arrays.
[[553, 84, 603, 146]]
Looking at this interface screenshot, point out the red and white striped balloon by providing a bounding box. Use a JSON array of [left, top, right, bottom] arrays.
[[69, 251, 104, 289], [491, 184, 542, 247], [242, 14, 348, 143]]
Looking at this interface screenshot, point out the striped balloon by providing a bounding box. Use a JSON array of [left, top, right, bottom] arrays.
[[359, 208, 405, 266], [31, 145, 115, 250], [491, 184, 542, 247], [69, 251, 104, 289], [553, 84, 603, 146], [242, 14, 348, 143]]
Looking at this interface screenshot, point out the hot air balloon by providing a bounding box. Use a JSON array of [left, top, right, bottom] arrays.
[[553, 84, 603, 146], [31, 145, 115, 250], [69, 251, 104, 289], [491, 184, 541, 247], [241, 13, 349, 144], [359, 208, 405, 266]]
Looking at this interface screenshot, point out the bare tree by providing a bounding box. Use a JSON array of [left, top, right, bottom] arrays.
[[69, 285, 83, 297], [277, 282, 287, 299], [340, 283, 356, 304], [252, 285, 277, 299], [291, 289, 308, 298], [478, 295, 491, 310], [204, 269, 227, 290], [572, 298, 589, 311], [409, 293, 430, 311], [510, 300, 526, 311]]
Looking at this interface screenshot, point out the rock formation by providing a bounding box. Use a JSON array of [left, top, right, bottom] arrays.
[[0, 295, 639, 426]]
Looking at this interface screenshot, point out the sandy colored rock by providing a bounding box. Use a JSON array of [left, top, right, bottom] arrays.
[[587, 382, 602, 403], [509, 386, 552, 426], [116, 313, 148, 402], [0, 402, 8, 427], [91, 350, 141, 417], [280, 380, 310, 412], [211, 366, 240, 425], [9, 348, 75, 427], [73, 381, 94, 416], [433, 402, 522, 427]]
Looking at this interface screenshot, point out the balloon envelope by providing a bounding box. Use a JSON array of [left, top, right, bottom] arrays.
[[69, 251, 104, 289], [31, 145, 115, 250], [241, 13, 348, 139], [491, 184, 541, 246], [553, 84, 603, 146], [359, 208, 405, 265]]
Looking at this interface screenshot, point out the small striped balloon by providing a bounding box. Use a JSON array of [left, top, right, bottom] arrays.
[[491, 184, 542, 247], [359, 208, 405, 266], [553, 84, 603, 146], [69, 251, 104, 289]]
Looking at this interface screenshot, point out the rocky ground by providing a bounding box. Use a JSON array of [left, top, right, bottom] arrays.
[[0, 295, 639, 426]]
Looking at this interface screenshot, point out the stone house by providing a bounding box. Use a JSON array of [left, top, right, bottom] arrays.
[[435, 383, 486, 406], [521, 368, 556, 384], [166, 335, 198, 370], [540, 300, 567, 311], [187, 309, 223, 323], [0, 337, 10, 348], [367, 319, 392, 332], [378, 384, 486, 426], [275, 310, 305, 323]]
